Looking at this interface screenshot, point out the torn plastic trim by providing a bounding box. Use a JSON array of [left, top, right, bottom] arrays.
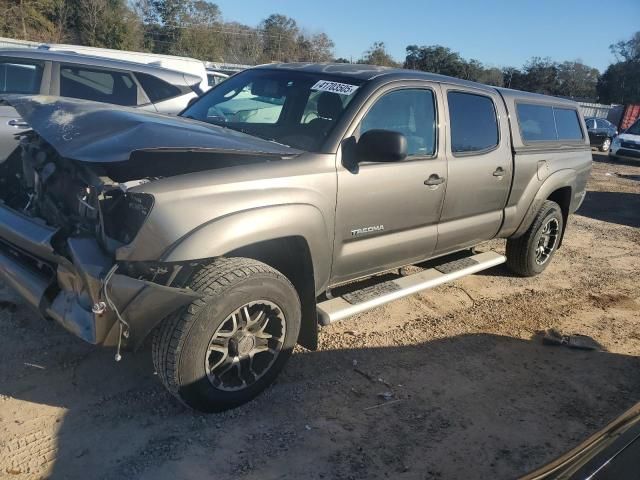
[[0, 227, 202, 349]]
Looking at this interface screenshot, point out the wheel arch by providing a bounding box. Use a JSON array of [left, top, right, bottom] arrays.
[[547, 186, 572, 247], [226, 237, 319, 350], [160, 205, 332, 350], [510, 170, 576, 241]]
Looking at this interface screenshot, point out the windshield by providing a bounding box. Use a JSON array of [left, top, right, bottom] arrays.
[[626, 119, 640, 135], [182, 69, 363, 152]]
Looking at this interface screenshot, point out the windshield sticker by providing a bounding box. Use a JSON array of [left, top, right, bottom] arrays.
[[311, 80, 359, 96]]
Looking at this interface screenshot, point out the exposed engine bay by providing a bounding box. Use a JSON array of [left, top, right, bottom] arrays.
[[0, 132, 154, 252], [0, 132, 202, 353]]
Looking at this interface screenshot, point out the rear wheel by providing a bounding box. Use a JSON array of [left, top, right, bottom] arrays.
[[506, 200, 564, 277], [152, 257, 301, 412]]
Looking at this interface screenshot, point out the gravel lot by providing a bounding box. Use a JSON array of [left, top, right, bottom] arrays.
[[1, 153, 639, 480]]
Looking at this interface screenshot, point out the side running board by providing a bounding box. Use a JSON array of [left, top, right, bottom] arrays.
[[317, 251, 505, 325]]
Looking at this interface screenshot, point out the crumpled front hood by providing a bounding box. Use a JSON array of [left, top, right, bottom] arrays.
[[6, 95, 301, 163]]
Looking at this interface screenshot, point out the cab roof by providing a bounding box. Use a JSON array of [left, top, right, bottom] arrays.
[[254, 62, 579, 107]]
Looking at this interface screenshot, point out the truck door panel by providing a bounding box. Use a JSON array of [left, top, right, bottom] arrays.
[[331, 83, 446, 285], [434, 86, 512, 255]]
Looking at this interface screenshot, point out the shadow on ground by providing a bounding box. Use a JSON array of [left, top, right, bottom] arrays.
[[577, 190, 640, 228], [591, 151, 640, 168], [1, 310, 639, 480]]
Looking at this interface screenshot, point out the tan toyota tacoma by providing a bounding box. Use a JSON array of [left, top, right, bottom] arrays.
[[0, 63, 591, 412]]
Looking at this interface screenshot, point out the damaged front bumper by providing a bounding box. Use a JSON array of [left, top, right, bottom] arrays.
[[0, 202, 200, 349]]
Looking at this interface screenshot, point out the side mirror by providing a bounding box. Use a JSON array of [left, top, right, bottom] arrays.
[[356, 129, 407, 163]]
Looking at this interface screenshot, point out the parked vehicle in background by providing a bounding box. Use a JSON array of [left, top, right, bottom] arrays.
[[523, 403, 640, 479], [610, 118, 640, 161], [206, 69, 229, 87], [39, 43, 210, 93], [0, 63, 591, 412], [0, 49, 203, 162], [584, 117, 618, 151]]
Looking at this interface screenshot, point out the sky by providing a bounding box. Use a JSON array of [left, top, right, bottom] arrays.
[[215, 0, 639, 71]]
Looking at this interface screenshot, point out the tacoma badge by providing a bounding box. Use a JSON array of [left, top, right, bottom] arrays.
[[351, 225, 385, 236]]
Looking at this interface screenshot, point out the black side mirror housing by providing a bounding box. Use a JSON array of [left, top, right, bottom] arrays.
[[356, 129, 408, 163]]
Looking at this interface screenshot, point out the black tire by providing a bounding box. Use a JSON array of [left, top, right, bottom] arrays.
[[600, 137, 611, 152], [506, 200, 564, 277], [152, 257, 301, 412]]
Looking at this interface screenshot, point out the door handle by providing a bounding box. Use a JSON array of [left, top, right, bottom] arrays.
[[493, 167, 505, 177], [424, 174, 445, 186], [8, 119, 29, 128]]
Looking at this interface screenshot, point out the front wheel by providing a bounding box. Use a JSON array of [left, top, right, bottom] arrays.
[[506, 200, 564, 277], [152, 257, 301, 412], [600, 137, 611, 152]]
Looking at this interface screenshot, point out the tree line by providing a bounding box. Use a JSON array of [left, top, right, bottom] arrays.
[[1, 0, 638, 104], [356, 38, 639, 104]]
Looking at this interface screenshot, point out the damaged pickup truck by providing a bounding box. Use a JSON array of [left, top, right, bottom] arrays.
[[0, 64, 591, 412]]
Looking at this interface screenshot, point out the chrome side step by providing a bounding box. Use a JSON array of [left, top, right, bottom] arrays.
[[317, 251, 505, 325]]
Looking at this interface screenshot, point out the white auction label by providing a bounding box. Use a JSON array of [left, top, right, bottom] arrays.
[[311, 80, 359, 95]]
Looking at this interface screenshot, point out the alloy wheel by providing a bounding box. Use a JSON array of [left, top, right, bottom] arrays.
[[204, 301, 286, 391], [534, 218, 560, 265]]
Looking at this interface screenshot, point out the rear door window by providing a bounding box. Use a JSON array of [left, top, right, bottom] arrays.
[[0, 59, 43, 94], [135, 72, 182, 103], [60, 66, 138, 106], [360, 89, 437, 157], [447, 91, 499, 154]]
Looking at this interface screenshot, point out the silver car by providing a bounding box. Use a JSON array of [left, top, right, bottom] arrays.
[[0, 49, 203, 161]]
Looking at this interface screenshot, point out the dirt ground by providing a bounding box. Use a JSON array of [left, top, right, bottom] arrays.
[[0, 153, 639, 480]]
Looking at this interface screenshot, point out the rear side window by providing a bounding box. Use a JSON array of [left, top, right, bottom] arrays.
[[360, 89, 437, 157], [447, 91, 498, 154], [135, 72, 182, 103], [517, 103, 583, 142], [0, 60, 43, 94], [554, 108, 583, 140], [516, 104, 557, 141], [60, 66, 138, 106]]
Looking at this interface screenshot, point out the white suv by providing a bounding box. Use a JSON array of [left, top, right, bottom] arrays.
[[610, 118, 640, 161]]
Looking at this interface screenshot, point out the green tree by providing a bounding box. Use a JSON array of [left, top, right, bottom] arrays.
[[597, 31, 640, 104], [476, 67, 503, 87], [556, 61, 599, 99], [171, 0, 222, 59], [359, 42, 398, 67], [597, 61, 640, 104], [305, 32, 334, 62], [219, 21, 262, 64], [260, 14, 299, 62], [610, 31, 640, 62], [71, 0, 142, 49], [404, 45, 465, 77], [520, 57, 559, 94], [1, 0, 58, 41]]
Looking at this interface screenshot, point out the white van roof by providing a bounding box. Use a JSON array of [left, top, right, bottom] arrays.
[[41, 43, 210, 92]]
